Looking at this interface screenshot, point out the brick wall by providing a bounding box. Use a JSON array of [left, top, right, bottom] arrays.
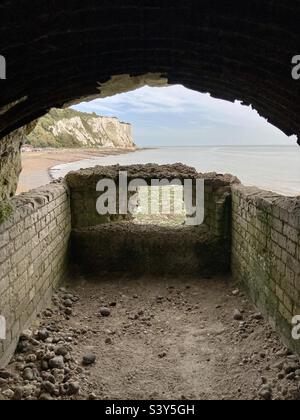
[[232, 184, 300, 354], [0, 181, 71, 367]]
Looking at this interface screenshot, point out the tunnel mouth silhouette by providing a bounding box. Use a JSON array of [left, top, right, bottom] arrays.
[[0, 1, 300, 144]]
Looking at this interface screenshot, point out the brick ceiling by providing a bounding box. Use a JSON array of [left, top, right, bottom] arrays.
[[0, 1, 299, 143]]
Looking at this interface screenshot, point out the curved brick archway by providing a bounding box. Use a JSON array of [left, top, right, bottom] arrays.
[[0, 1, 300, 143]]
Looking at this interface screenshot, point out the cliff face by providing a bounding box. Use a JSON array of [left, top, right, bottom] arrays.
[[26, 108, 135, 149], [0, 122, 36, 200]]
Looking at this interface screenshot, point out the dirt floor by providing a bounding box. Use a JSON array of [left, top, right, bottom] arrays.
[[17, 147, 137, 193], [1, 272, 300, 400]]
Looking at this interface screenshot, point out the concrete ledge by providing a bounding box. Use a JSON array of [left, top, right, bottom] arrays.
[[72, 222, 230, 276]]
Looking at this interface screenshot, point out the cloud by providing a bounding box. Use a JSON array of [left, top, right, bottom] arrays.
[[72, 85, 295, 146]]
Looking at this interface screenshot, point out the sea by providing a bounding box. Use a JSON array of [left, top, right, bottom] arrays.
[[50, 145, 300, 196]]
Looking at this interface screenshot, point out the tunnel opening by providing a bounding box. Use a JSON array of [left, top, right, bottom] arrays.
[[1, 1, 300, 399]]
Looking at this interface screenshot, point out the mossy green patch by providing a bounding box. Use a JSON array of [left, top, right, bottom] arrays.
[[0, 201, 13, 224]]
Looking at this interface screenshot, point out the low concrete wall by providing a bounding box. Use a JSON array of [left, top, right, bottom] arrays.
[[67, 164, 238, 275], [72, 223, 229, 275], [0, 182, 71, 367], [66, 164, 238, 237], [232, 185, 300, 354]]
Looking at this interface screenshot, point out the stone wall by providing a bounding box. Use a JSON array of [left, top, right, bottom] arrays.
[[0, 182, 71, 367], [67, 164, 238, 275], [232, 185, 300, 354], [66, 164, 238, 234]]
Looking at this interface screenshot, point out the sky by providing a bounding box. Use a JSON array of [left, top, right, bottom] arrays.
[[73, 85, 296, 147]]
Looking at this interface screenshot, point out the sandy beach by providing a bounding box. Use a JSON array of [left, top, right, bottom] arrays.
[[17, 147, 137, 194]]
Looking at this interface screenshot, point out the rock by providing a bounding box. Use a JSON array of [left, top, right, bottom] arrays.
[[49, 356, 65, 370], [273, 361, 284, 370], [82, 354, 96, 366], [20, 330, 33, 341], [36, 329, 49, 341], [63, 294, 74, 301], [42, 381, 56, 395], [41, 361, 49, 371], [16, 341, 30, 353], [105, 338, 113, 345], [284, 364, 298, 375], [295, 369, 300, 377], [63, 299, 73, 308], [0, 370, 13, 380], [55, 346, 69, 357], [26, 354, 37, 363], [233, 310, 243, 321], [232, 289, 240, 296], [158, 352, 167, 359], [65, 308, 73, 316], [66, 381, 80, 396], [23, 368, 34, 381], [259, 386, 272, 400], [13, 388, 23, 400], [43, 310, 53, 318], [39, 393, 53, 401], [2, 389, 14, 399], [99, 307, 111, 317], [253, 313, 263, 320], [41, 373, 56, 384], [286, 372, 296, 381]]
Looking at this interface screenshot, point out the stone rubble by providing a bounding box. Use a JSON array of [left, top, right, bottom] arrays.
[[0, 284, 300, 400]]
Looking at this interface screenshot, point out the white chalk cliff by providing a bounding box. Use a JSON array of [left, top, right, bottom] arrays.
[[26, 108, 135, 149]]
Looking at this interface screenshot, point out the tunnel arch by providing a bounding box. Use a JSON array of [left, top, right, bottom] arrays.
[[0, 1, 300, 143]]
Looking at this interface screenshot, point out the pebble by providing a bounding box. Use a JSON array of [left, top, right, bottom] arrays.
[[42, 381, 56, 395], [20, 330, 33, 341], [55, 346, 69, 357], [65, 308, 73, 316], [295, 369, 300, 377], [66, 381, 80, 395], [48, 356, 65, 370], [0, 370, 13, 379], [259, 385, 272, 400], [82, 354, 96, 366], [233, 310, 243, 321], [284, 364, 298, 375], [99, 307, 111, 317], [158, 352, 167, 359], [36, 329, 49, 341], [286, 372, 296, 381], [23, 368, 34, 381], [2, 389, 14, 399], [39, 393, 53, 401], [63, 299, 73, 308]]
